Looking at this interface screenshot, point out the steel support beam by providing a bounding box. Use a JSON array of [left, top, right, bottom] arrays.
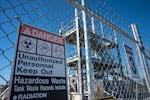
[[131, 24, 150, 93], [75, 8, 83, 100], [81, 0, 94, 99]]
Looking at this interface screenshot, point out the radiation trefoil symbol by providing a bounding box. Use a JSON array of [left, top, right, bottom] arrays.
[[21, 38, 35, 51]]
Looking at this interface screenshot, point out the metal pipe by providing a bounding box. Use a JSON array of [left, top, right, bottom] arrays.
[[131, 24, 150, 93], [81, 0, 94, 99], [75, 8, 83, 100], [100, 22, 104, 38], [91, 17, 95, 34]]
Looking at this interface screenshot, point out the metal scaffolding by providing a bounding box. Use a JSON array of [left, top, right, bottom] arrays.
[[0, 0, 150, 100], [62, 0, 150, 100], [62, 8, 124, 100]]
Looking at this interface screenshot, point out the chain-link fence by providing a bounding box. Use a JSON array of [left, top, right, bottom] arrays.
[[0, 0, 74, 83], [0, 0, 150, 100], [144, 45, 150, 77], [63, 0, 150, 100], [0, 0, 75, 98]]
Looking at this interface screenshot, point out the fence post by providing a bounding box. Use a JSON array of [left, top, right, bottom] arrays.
[[75, 8, 83, 100], [81, 0, 94, 99], [131, 24, 150, 93], [91, 17, 95, 34]]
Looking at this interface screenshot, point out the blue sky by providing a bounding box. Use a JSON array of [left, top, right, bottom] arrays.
[[0, 0, 150, 84], [103, 0, 150, 48]]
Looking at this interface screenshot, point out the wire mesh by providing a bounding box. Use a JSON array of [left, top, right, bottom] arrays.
[[0, 0, 74, 86], [63, 0, 150, 100], [0, 0, 150, 100]]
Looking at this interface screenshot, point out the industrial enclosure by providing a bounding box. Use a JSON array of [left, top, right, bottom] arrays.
[[0, 0, 150, 100]]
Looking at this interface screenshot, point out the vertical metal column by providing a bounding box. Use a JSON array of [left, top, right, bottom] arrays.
[[91, 17, 95, 34], [91, 17, 97, 59], [113, 30, 122, 76], [131, 24, 150, 93], [75, 8, 83, 100], [100, 22, 104, 38], [113, 30, 119, 80], [81, 0, 94, 100], [136, 82, 138, 100], [113, 30, 117, 44], [67, 69, 70, 100]]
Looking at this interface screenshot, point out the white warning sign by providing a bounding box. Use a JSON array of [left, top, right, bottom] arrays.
[[124, 44, 139, 78], [9, 24, 67, 100]]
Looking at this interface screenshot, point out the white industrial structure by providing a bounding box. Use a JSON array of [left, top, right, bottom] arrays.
[[60, 0, 150, 100], [0, 0, 150, 100]]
